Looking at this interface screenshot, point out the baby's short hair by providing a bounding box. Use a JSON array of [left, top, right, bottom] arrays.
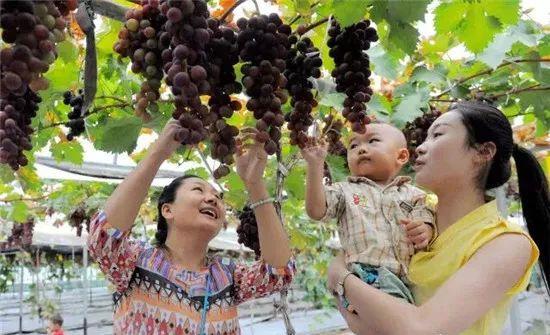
[[345, 120, 405, 148]]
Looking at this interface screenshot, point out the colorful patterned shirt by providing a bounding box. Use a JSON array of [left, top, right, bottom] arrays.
[[322, 176, 434, 278], [88, 211, 295, 335]]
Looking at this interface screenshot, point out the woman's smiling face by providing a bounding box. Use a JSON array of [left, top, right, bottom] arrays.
[[161, 177, 226, 239]]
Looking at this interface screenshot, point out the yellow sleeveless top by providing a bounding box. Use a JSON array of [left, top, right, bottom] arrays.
[[408, 200, 539, 335]]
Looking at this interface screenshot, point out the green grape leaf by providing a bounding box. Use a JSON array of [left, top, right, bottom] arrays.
[[332, 0, 369, 27], [50, 139, 84, 165], [325, 155, 348, 183], [10, 202, 29, 222], [90, 117, 143, 154], [391, 87, 430, 128]]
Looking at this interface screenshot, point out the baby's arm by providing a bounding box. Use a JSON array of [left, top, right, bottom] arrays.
[[401, 219, 434, 250], [301, 140, 329, 220]]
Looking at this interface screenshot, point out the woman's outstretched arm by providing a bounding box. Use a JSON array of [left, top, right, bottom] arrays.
[[104, 120, 183, 232], [328, 234, 534, 335], [235, 128, 292, 267]]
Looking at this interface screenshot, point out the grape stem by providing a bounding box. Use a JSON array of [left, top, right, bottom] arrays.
[[251, 0, 260, 15], [288, 1, 322, 25], [435, 58, 550, 98], [196, 148, 226, 192], [298, 17, 329, 35], [220, 0, 249, 23]]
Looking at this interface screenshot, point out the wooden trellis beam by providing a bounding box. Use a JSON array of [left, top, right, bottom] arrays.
[[78, 0, 131, 22]]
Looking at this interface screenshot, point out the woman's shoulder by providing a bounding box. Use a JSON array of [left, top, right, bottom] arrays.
[[472, 216, 533, 248], [469, 226, 538, 295]]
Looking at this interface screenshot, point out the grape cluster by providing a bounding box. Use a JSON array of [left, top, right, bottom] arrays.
[[161, 0, 217, 146], [205, 18, 242, 178], [0, 219, 35, 251], [237, 14, 290, 155], [328, 19, 378, 133], [0, 89, 40, 170], [322, 114, 348, 183], [236, 205, 260, 258], [68, 206, 89, 237], [62, 90, 85, 141], [114, 1, 166, 121], [323, 114, 346, 157], [284, 35, 322, 147], [0, 0, 72, 170], [207, 92, 240, 179], [1, 1, 69, 94], [402, 108, 442, 164]]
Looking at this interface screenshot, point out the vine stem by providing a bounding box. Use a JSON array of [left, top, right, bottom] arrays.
[[274, 146, 296, 335], [429, 85, 550, 103], [0, 194, 52, 203], [429, 98, 457, 102], [490, 84, 547, 99], [507, 111, 535, 118], [94, 95, 128, 104], [435, 58, 550, 98], [37, 102, 131, 132], [220, 0, 249, 23]]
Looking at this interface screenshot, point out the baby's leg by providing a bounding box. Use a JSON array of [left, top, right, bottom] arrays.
[[373, 266, 415, 304], [350, 263, 414, 304]]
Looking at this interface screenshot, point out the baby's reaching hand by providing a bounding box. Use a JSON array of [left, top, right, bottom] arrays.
[[300, 137, 329, 167], [400, 219, 434, 250]]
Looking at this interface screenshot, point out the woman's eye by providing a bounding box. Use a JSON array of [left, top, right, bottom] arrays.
[[369, 138, 379, 143], [433, 132, 443, 138], [193, 187, 203, 192], [350, 144, 357, 149]]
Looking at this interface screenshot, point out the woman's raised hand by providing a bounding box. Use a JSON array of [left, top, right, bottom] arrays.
[[235, 127, 268, 187], [151, 118, 184, 161]]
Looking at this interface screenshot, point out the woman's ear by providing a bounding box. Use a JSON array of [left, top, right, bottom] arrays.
[[161, 203, 174, 221], [475, 142, 497, 164]]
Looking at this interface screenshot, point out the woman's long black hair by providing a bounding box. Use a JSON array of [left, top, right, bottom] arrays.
[[155, 175, 200, 247], [451, 101, 549, 294]]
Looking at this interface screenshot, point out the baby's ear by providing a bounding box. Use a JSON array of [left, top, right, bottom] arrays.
[[397, 148, 410, 165]]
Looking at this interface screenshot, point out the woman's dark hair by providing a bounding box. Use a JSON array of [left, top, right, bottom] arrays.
[[155, 175, 201, 247], [450, 101, 550, 293]]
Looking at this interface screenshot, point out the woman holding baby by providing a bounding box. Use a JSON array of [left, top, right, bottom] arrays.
[[322, 101, 548, 335]]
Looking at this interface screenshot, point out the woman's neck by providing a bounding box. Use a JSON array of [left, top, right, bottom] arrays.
[[435, 185, 486, 235], [164, 230, 209, 271]]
